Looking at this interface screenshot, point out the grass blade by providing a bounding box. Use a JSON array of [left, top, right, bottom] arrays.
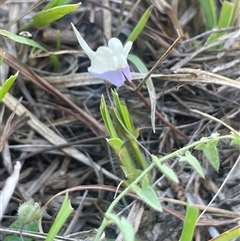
[[126, 6, 152, 43], [199, 0, 217, 29], [128, 54, 156, 133], [179, 204, 199, 241]]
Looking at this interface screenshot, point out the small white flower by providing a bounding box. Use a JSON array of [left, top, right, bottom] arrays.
[[71, 23, 132, 87]]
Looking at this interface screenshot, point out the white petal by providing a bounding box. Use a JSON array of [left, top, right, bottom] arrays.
[[71, 23, 95, 59], [108, 38, 124, 53], [91, 46, 119, 72], [89, 56, 109, 73], [123, 41, 133, 58]]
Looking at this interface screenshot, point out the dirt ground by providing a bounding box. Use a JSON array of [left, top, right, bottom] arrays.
[[0, 0, 240, 240]]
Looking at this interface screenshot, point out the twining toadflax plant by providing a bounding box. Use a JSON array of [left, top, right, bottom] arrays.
[[71, 23, 132, 87]]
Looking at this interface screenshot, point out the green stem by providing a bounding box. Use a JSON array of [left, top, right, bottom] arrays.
[[127, 137, 149, 170], [93, 134, 233, 240]]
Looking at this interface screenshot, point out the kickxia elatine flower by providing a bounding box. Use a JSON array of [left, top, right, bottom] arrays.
[[71, 23, 132, 87]]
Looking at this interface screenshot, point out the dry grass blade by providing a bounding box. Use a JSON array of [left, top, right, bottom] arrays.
[[0, 47, 105, 134], [174, 68, 240, 89], [0, 161, 21, 221], [2, 92, 119, 181], [0, 97, 21, 152]]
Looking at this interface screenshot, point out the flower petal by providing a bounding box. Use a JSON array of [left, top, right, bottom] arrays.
[[121, 65, 131, 82], [89, 46, 118, 73], [88, 65, 131, 87], [108, 38, 124, 54], [71, 23, 95, 59], [123, 41, 133, 58]]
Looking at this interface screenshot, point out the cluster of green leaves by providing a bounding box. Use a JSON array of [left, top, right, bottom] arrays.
[[98, 89, 240, 241], [100, 90, 149, 184], [199, 0, 240, 44], [0, 0, 80, 71]]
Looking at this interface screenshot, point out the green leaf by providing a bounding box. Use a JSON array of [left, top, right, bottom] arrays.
[[107, 138, 124, 153], [0, 72, 18, 101], [131, 184, 162, 211], [126, 6, 152, 43], [100, 95, 119, 138], [121, 104, 134, 133], [124, 169, 143, 186], [46, 192, 73, 241], [111, 89, 125, 125], [141, 175, 149, 189], [4, 220, 38, 241], [195, 139, 219, 171], [44, 0, 73, 10], [179, 204, 199, 241], [199, 0, 217, 29], [179, 151, 205, 178], [152, 155, 179, 183], [107, 138, 136, 176], [106, 213, 135, 241], [0, 30, 59, 70], [0, 30, 48, 52], [33, 3, 80, 27], [128, 54, 156, 133], [230, 132, 240, 145], [207, 1, 234, 44], [229, 0, 240, 26], [209, 225, 240, 241], [217, 1, 233, 28]]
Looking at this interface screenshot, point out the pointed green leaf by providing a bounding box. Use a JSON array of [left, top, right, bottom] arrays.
[[217, 1, 233, 28], [179, 204, 199, 241], [199, 0, 217, 29], [229, 0, 240, 26], [100, 95, 118, 138], [132, 184, 162, 211], [195, 139, 219, 171], [121, 104, 134, 133], [33, 3, 80, 27], [46, 192, 73, 241], [107, 138, 136, 176], [106, 214, 135, 241], [44, 0, 73, 10], [152, 155, 179, 183], [111, 89, 125, 125], [126, 6, 152, 43], [230, 132, 240, 145], [107, 138, 124, 153], [179, 151, 205, 178], [207, 1, 234, 44], [0, 72, 18, 101], [0, 30, 48, 52], [0, 29, 59, 69], [210, 225, 240, 241]]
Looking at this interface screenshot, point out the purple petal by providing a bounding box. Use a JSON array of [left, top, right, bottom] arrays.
[[88, 65, 131, 87]]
